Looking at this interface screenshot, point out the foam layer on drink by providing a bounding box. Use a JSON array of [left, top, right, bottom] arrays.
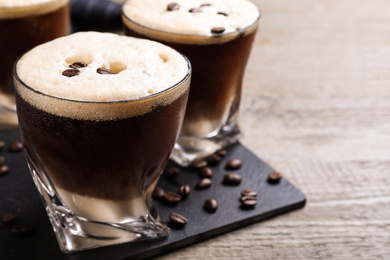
[[0, 0, 68, 19], [122, 0, 260, 44], [16, 31, 190, 120]]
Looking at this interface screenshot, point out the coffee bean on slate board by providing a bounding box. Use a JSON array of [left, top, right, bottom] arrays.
[[165, 166, 180, 177], [207, 153, 222, 164], [0, 165, 10, 176], [191, 159, 208, 169], [225, 158, 242, 170], [241, 189, 258, 197], [0, 140, 5, 150], [169, 213, 188, 228], [179, 185, 191, 198], [199, 166, 213, 178], [223, 173, 242, 185], [11, 225, 31, 235], [267, 172, 283, 183], [0, 156, 5, 165], [1, 212, 16, 224], [196, 178, 212, 189], [8, 141, 23, 152], [164, 192, 181, 204], [204, 198, 218, 212], [241, 196, 257, 208], [152, 186, 165, 200], [216, 149, 227, 157]]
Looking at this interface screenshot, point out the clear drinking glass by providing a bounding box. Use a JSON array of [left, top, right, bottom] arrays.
[[0, 0, 70, 125], [13, 32, 191, 252], [122, 0, 260, 166]]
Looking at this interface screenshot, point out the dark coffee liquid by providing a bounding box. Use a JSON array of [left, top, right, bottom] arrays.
[[0, 3, 69, 94], [124, 27, 257, 136], [15, 89, 189, 201]]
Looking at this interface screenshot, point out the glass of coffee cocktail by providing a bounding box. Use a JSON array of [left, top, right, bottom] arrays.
[[14, 32, 191, 252], [122, 0, 260, 166], [0, 0, 70, 125]]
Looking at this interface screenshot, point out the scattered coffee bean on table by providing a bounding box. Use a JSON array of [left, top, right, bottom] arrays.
[[0, 140, 5, 150], [225, 158, 242, 170], [163, 192, 181, 204], [199, 166, 213, 178], [11, 225, 31, 235], [168, 212, 188, 228], [0, 156, 5, 165], [191, 159, 208, 169], [1, 212, 16, 224], [0, 164, 10, 176], [179, 185, 191, 198], [196, 178, 212, 189], [204, 198, 218, 213], [8, 141, 23, 152], [165, 166, 180, 177], [267, 172, 283, 183], [216, 149, 227, 157], [223, 173, 242, 185], [241, 189, 258, 197], [152, 186, 165, 200]]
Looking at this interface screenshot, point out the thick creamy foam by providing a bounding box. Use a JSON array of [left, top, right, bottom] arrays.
[[122, 0, 260, 44], [0, 0, 68, 19], [15, 31, 190, 120]]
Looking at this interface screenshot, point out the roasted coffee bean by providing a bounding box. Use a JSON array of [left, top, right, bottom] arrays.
[[179, 185, 191, 197], [216, 149, 227, 157], [0, 140, 5, 150], [225, 158, 242, 170], [241, 189, 258, 197], [69, 62, 87, 69], [169, 212, 188, 227], [165, 166, 180, 177], [97, 67, 116, 74], [189, 8, 201, 13], [1, 212, 16, 224], [241, 196, 257, 208], [191, 158, 207, 169], [204, 198, 218, 212], [62, 68, 80, 77], [196, 178, 212, 189], [152, 186, 165, 200], [268, 172, 283, 183], [11, 225, 31, 235], [0, 165, 9, 176], [0, 156, 5, 165], [199, 166, 213, 178], [207, 153, 222, 164], [223, 173, 242, 185], [164, 191, 181, 203], [211, 27, 225, 34], [167, 2, 180, 11], [200, 3, 212, 7], [217, 11, 228, 16], [8, 141, 23, 152]]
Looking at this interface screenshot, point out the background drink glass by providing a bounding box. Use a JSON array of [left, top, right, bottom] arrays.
[[122, 0, 260, 166], [14, 32, 191, 252], [0, 0, 70, 125]]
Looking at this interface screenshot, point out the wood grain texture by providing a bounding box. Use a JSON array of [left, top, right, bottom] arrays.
[[157, 0, 390, 259]]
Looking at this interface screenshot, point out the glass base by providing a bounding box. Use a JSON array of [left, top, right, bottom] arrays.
[[25, 151, 170, 253], [171, 123, 242, 167]]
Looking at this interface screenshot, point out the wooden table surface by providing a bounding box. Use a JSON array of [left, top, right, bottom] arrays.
[[155, 0, 390, 259]]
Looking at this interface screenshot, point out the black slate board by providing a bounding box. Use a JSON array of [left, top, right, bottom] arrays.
[[0, 128, 306, 260]]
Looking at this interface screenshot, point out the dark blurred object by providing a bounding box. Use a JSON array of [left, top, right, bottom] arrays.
[[70, 0, 122, 32]]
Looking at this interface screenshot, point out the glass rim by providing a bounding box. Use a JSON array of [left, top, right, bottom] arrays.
[[121, 4, 261, 42], [13, 52, 192, 105]]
